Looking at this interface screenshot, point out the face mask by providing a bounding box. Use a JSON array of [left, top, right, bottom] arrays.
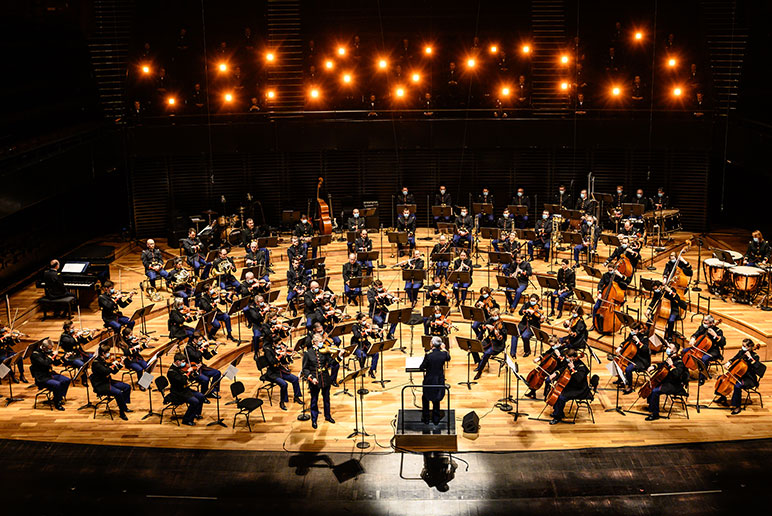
[[658, 192, 663, 197], [587, 220, 593, 226], [517, 192, 523, 197], [179, 361, 187, 367], [670, 258, 676, 263], [503, 213, 509, 218], [542, 214, 548, 220], [301, 219, 307, 224], [580, 193, 586, 199], [353, 213, 359, 218], [483, 192, 488, 196], [530, 300, 537, 306], [559, 190, 565, 195], [110, 288, 115, 294], [378, 287, 384, 292], [637, 193, 642, 198], [248, 279, 255, 284], [434, 283, 440, 288], [312, 288, 319, 293], [402, 190, 408, 196], [571, 312, 578, 318], [617, 189, 622, 195], [493, 316, 499, 321], [209, 289, 216, 295], [482, 293, 489, 298], [666, 349, 673, 356], [742, 346, 748, 352], [440, 189, 445, 194], [754, 238, 759, 243], [622, 243, 628, 248], [461, 212, 467, 217]]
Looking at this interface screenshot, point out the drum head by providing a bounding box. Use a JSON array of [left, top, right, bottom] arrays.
[[704, 258, 728, 268], [228, 228, 243, 245], [729, 265, 762, 276]]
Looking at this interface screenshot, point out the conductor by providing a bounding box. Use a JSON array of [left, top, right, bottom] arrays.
[[420, 336, 450, 425]]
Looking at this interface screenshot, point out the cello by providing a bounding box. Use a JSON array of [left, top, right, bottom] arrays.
[[714, 342, 759, 397], [593, 262, 627, 335], [652, 241, 692, 321], [525, 348, 564, 391], [545, 352, 584, 406], [315, 177, 333, 235], [682, 318, 722, 370], [638, 349, 679, 399]]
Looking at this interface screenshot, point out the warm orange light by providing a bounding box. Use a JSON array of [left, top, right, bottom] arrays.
[[224, 92, 233, 102], [337, 47, 346, 56], [218, 62, 228, 72], [411, 73, 420, 83], [310, 88, 320, 99], [522, 44, 531, 54], [266, 90, 276, 99], [611, 86, 621, 96], [501, 87, 510, 96], [635, 32, 643, 41], [560, 81, 569, 90], [668, 58, 677, 67], [424, 46, 433, 55], [395, 87, 405, 98], [342, 73, 352, 84], [560, 55, 569, 64], [490, 45, 498, 53], [324, 60, 334, 70], [673, 87, 682, 97], [167, 97, 176, 105], [378, 59, 388, 69], [141, 65, 150, 74], [266, 52, 275, 62], [466, 58, 476, 68]]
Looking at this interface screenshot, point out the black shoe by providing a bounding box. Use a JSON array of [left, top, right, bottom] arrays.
[[368, 371, 376, 379], [645, 414, 659, 421], [473, 370, 482, 380], [194, 414, 203, 420], [588, 326, 596, 332], [123, 407, 133, 413], [716, 396, 729, 407], [556, 311, 563, 319], [422, 418, 430, 424], [523, 351, 531, 358], [119, 412, 129, 421], [208, 393, 221, 399], [549, 418, 561, 425], [311, 420, 318, 429], [19, 375, 28, 384], [203, 398, 211, 404], [731, 407, 742, 415], [182, 421, 196, 426], [524, 390, 536, 399], [325, 417, 335, 424], [139, 386, 146, 392], [280, 401, 287, 411], [55, 403, 65, 411], [293, 397, 304, 404], [227, 334, 237, 342], [623, 388, 633, 395], [332, 381, 339, 388], [549, 311, 555, 318]]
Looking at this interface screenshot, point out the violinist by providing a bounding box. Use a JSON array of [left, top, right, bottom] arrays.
[[90, 344, 133, 420], [286, 256, 308, 316], [420, 337, 451, 425], [744, 230, 770, 266], [573, 214, 599, 266], [309, 321, 343, 386], [343, 253, 364, 305], [367, 279, 397, 339], [590, 263, 627, 331], [549, 349, 591, 425], [511, 294, 545, 358], [98, 281, 135, 333], [472, 286, 498, 340], [239, 271, 270, 298], [475, 187, 495, 227], [452, 207, 474, 250], [354, 229, 374, 274], [502, 254, 531, 312], [663, 251, 693, 281], [647, 281, 685, 341], [186, 333, 222, 400], [425, 306, 453, 337], [492, 209, 514, 251], [0, 326, 28, 383], [346, 208, 367, 232], [244, 295, 267, 352], [473, 308, 507, 380], [167, 352, 206, 426], [431, 234, 452, 278], [560, 306, 588, 351], [352, 312, 380, 378], [168, 298, 196, 341], [527, 210, 552, 262], [30, 340, 70, 410], [141, 239, 169, 289], [451, 250, 473, 306], [303, 281, 324, 329], [287, 235, 308, 266], [425, 276, 450, 307], [119, 327, 150, 389], [182, 228, 211, 279], [262, 320, 302, 411], [549, 259, 575, 319], [212, 248, 241, 291], [644, 341, 688, 421], [715, 339, 766, 415], [198, 286, 236, 341], [396, 207, 417, 257], [687, 315, 726, 385], [402, 250, 425, 308], [605, 237, 640, 281], [616, 322, 651, 395], [511, 187, 531, 229], [617, 220, 638, 239], [59, 320, 90, 384], [168, 258, 194, 307], [301, 334, 337, 429], [312, 300, 343, 347], [433, 185, 453, 227]]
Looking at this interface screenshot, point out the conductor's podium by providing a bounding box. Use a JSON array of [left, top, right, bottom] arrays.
[[395, 407, 458, 452]]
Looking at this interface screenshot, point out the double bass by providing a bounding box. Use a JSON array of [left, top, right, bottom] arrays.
[[316, 177, 333, 235], [593, 263, 627, 334], [653, 240, 692, 321]]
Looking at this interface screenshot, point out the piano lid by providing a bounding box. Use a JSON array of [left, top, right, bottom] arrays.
[[64, 244, 115, 265]]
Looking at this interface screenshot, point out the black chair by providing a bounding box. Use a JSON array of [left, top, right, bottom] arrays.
[[255, 355, 277, 405], [569, 374, 600, 424], [663, 383, 690, 420], [743, 386, 764, 410], [121, 369, 137, 389], [33, 385, 54, 410], [231, 381, 265, 432], [39, 295, 76, 320], [487, 354, 506, 377], [155, 376, 184, 426], [92, 386, 116, 420]]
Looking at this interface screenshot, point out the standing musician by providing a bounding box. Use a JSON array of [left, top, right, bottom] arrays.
[[167, 352, 206, 426], [185, 333, 222, 400], [611, 184, 627, 212], [420, 336, 451, 425], [294, 214, 316, 258], [549, 349, 591, 425], [644, 341, 688, 421], [308, 321, 343, 386], [90, 344, 133, 420], [472, 286, 498, 340], [59, 320, 91, 384], [451, 250, 473, 306], [245, 240, 269, 273], [197, 285, 236, 341], [287, 235, 308, 266], [431, 234, 452, 279], [343, 253, 363, 305], [503, 253, 531, 312], [511, 293, 545, 358], [119, 327, 150, 388], [1, 327, 28, 383], [352, 312, 381, 378], [354, 229, 374, 274], [169, 297, 196, 341], [616, 322, 651, 394], [492, 208, 514, 251], [647, 281, 685, 341], [560, 306, 588, 351], [396, 207, 417, 257], [744, 230, 770, 266], [433, 185, 453, 226], [286, 256, 308, 315], [452, 207, 474, 250], [168, 258, 194, 306], [141, 239, 169, 289], [604, 237, 640, 281], [311, 300, 343, 347], [182, 228, 211, 279], [687, 314, 726, 385], [367, 279, 398, 339], [346, 208, 367, 232], [245, 294, 267, 352], [302, 334, 337, 429], [574, 189, 595, 214], [527, 210, 552, 261], [402, 249, 424, 308], [212, 248, 241, 291], [549, 259, 575, 319], [425, 276, 450, 307], [653, 187, 669, 211], [590, 263, 628, 331], [715, 339, 766, 415], [262, 319, 302, 410], [473, 308, 507, 379], [98, 281, 135, 333], [30, 340, 70, 411], [553, 184, 572, 209], [397, 186, 415, 205], [663, 251, 693, 281], [475, 187, 495, 227], [573, 214, 599, 266], [510, 187, 531, 229]]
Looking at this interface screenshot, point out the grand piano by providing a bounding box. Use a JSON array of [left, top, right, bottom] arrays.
[[36, 244, 115, 305]]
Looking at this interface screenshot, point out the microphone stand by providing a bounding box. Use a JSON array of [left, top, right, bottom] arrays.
[[421, 195, 432, 240], [297, 377, 311, 421], [692, 236, 703, 292]]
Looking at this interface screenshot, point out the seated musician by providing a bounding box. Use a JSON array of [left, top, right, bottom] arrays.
[[475, 187, 495, 227], [167, 352, 207, 426], [352, 312, 380, 378], [553, 184, 572, 209], [294, 214, 316, 258], [511, 293, 545, 358], [59, 320, 91, 385], [98, 281, 135, 332], [141, 239, 169, 289], [367, 279, 397, 339], [119, 327, 150, 389], [302, 334, 337, 429], [185, 333, 222, 400], [425, 276, 450, 308], [343, 253, 363, 305], [610, 185, 627, 227], [287, 235, 308, 266], [168, 258, 194, 307], [242, 218, 271, 269], [420, 337, 451, 425], [502, 253, 531, 312], [168, 297, 195, 341], [633, 188, 651, 214], [473, 308, 507, 380], [303, 281, 324, 329], [715, 339, 766, 415], [354, 229, 374, 274], [616, 322, 651, 394], [197, 286, 236, 341], [574, 189, 595, 214], [604, 237, 640, 281], [312, 299, 343, 348], [653, 187, 669, 211], [744, 230, 770, 266], [43, 259, 72, 305], [451, 250, 473, 306], [425, 305, 452, 337], [403, 250, 425, 309], [525, 336, 565, 399], [346, 208, 366, 232], [182, 228, 211, 279], [527, 210, 552, 261], [590, 263, 627, 331], [396, 207, 417, 257], [452, 207, 474, 250], [663, 251, 693, 280], [239, 271, 270, 299], [645, 341, 688, 421], [647, 281, 684, 341], [687, 314, 726, 385], [91, 344, 133, 420], [245, 240, 269, 277], [433, 185, 453, 227], [0, 327, 27, 383], [492, 208, 514, 251], [549, 349, 591, 425], [212, 248, 241, 291], [510, 187, 530, 229], [262, 314, 302, 410], [573, 214, 599, 265], [549, 259, 575, 319], [472, 286, 498, 340], [501, 231, 522, 256], [559, 306, 588, 352], [431, 234, 452, 279], [30, 339, 70, 410], [245, 294, 267, 352], [286, 256, 308, 315], [397, 186, 415, 206]]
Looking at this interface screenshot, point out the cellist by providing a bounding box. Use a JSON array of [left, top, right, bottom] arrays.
[[525, 335, 565, 400], [715, 338, 766, 415], [647, 281, 685, 341], [644, 341, 688, 421], [615, 321, 651, 395], [686, 314, 726, 385], [604, 236, 640, 281], [559, 306, 588, 352], [549, 349, 591, 425]]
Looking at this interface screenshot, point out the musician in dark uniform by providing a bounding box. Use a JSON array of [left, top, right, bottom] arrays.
[[687, 314, 726, 384], [242, 218, 271, 267], [141, 239, 169, 289], [492, 208, 514, 251], [549, 259, 575, 319], [168, 258, 194, 307], [574, 189, 595, 214], [262, 328, 302, 411], [245, 240, 269, 273], [420, 336, 450, 425], [632, 188, 651, 212], [302, 334, 336, 429], [286, 256, 308, 315], [431, 234, 452, 279], [90, 345, 133, 420], [42, 259, 71, 301], [452, 207, 474, 250], [573, 215, 599, 265], [396, 186, 415, 206], [511, 294, 545, 357], [510, 187, 531, 229], [559, 306, 588, 351], [473, 308, 507, 379], [502, 253, 530, 312], [119, 327, 150, 389], [294, 214, 316, 258], [59, 320, 91, 382], [647, 281, 684, 341], [287, 235, 308, 266], [663, 252, 693, 280], [212, 248, 241, 291], [653, 187, 669, 211], [451, 250, 473, 305], [0, 327, 27, 383], [403, 250, 425, 308], [525, 337, 565, 399], [396, 207, 417, 257], [604, 237, 640, 281], [245, 295, 267, 351], [744, 230, 771, 266], [168, 297, 195, 341], [433, 185, 453, 226], [167, 352, 206, 426], [346, 208, 367, 231], [590, 263, 628, 331], [182, 228, 211, 279], [471, 286, 498, 340], [354, 229, 374, 274], [617, 220, 638, 239], [475, 187, 495, 227], [197, 286, 235, 341], [303, 281, 323, 329], [367, 279, 397, 339], [425, 305, 451, 337], [352, 313, 380, 378], [501, 231, 522, 256], [715, 339, 766, 415], [552, 185, 572, 208], [616, 322, 651, 394], [425, 276, 450, 307], [527, 210, 552, 261], [549, 349, 591, 425], [645, 341, 688, 421], [98, 281, 135, 332], [608, 185, 627, 229], [185, 333, 222, 399], [342, 253, 363, 305], [30, 340, 70, 410]]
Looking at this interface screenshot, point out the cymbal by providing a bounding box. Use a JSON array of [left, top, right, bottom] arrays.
[[202, 209, 218, 215]]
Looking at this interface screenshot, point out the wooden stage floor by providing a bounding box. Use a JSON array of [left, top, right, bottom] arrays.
[[2, 228, 771, 453]]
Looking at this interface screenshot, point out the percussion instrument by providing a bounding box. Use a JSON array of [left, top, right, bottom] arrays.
[[643, 209, 681, 235], [728, 265, 765, 303], [703, 258, 731, 292]]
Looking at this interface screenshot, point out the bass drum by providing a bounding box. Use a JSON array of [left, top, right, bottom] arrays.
[[224, 227, 243, 246], [703, 258, 730, 292]]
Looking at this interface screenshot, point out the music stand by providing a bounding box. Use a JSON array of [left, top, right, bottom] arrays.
[[396, 203, 417, 215], [368, 338, 397, 387], [349, 276, 373, 307], [447, 271, 472, 304], [75, 354, 98, 410], [437, 222, 455, 235], [239, 266, 263, 281], [421, 335, 449, 351], [472, 203, 493, 219], [341, 367, 370, 448], [535, 274, 559, 302], [256, 236, 278, 248], [228, 296, 251, 344], [509, 205, 528, 219], [204, 250, 219, 263], [432, 205, 453, 219], [139, 353, 162, 420], [387, 232, 409, 259], [387, 307, 413, 353], [574, 288, 595, 309], [357, 251, 379, 270], [456, 336, 484, 389], [522, 229, 537, 241], [582, 264, 603, 280], [194, 278, 217, 296], [204, 373, 227, 427], [544, 203, 561, 216], [1, 352, 23, 405]]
